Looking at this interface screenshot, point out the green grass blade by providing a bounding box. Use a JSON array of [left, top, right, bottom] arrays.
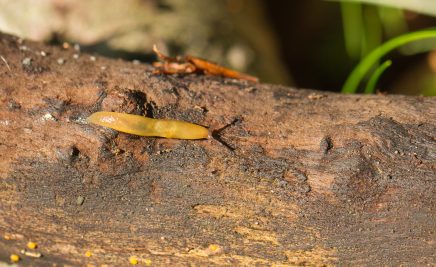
[[361, 5, 382, 58], [342, 29, 436, 93], [364, 59, 392, 94], [341, 2, 364, 59]]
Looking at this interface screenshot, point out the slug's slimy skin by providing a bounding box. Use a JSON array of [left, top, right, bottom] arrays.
[[87, 112, 209, 139]]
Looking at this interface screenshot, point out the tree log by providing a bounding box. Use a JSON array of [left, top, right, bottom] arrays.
[[0, 32, 435, 266]]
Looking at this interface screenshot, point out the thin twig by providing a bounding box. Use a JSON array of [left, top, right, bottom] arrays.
[[1, 55, 11, 71]]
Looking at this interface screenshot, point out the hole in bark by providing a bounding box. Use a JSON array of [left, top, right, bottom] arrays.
[[127, 90, 157, 118], [320, 136, 333, 154], [71, 146, 80, 159]]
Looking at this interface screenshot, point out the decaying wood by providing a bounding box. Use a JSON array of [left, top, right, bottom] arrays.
[[0, 32, 435, 266]]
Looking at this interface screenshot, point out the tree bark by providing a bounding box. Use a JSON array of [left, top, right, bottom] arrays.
[[0, 32, 435, 266]]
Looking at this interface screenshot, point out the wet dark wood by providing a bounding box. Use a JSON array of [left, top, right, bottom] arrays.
[[0, 32, 435, 266]]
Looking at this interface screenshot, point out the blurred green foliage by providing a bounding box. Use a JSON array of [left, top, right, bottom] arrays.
[[337, 0, 436, 95], [342, 29, 436, 94]]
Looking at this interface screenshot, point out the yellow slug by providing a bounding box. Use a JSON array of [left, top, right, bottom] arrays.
[[87, 111, 209, 139]]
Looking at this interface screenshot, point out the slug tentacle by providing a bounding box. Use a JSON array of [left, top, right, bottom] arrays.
[[87, 112, 209, 140]]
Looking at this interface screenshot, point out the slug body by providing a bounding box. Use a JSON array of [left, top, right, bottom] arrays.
[[87, 112, 209, 139]]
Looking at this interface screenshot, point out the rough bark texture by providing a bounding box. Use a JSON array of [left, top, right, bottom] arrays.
[[0, 33, 435, 266]]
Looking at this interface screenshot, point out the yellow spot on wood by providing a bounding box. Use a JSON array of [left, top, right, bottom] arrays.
[[208, 244, 220, 252], [144, 258, 152, 266], [129, 256, 138, 265], [10, 254, 20, 263], [27, 241, 37, 249], [85, 250, 92, 257]]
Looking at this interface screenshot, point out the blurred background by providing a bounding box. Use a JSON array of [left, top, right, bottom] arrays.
[[0, 0, 435, 95]]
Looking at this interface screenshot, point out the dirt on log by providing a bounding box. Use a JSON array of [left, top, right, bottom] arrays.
[[0, 32, 435, 266]]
